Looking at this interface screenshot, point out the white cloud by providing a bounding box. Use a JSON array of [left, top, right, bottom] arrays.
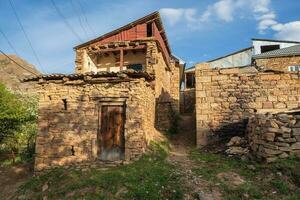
[[160, 8, 198, 26], [273, 21, 300, 41], [160, 8, 185, 26], [160, 0, 300, 42], [213, 0, 234, 22]]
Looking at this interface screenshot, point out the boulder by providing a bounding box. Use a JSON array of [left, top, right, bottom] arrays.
[[226, 146, 248, 155], [217, 172, 246, 188], [226, 136, 244, 146]]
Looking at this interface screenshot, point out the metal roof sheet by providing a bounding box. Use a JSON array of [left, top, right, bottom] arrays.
[[253, 44, 300, 59]]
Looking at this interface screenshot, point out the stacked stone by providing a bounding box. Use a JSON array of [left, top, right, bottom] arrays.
[[247, 112, 300, 162], [195, 63, 300, 147]]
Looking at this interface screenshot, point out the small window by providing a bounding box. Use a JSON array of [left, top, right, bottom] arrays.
[[127, 64, 144, 71], [147, 23, 153, 37], [288, 66, 300, 71], [62, 99, 68, 110], [260, 45, 280, 53]]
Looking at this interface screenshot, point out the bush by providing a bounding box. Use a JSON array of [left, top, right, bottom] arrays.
[[0, 83, 37, 164]]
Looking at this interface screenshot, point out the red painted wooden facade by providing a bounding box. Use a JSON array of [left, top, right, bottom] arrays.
[[74, 12, 171, 66]]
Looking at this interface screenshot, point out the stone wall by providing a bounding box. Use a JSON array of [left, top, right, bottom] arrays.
[[255, 56, 300, 72], [247, 111, 300, 162], [29, 72, 160, 171], [195, 63, 300, 147]]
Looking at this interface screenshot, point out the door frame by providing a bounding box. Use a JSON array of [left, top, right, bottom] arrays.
[[96, 97, 127, 161]]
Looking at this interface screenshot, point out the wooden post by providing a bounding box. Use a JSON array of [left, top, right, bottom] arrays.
[[120, 49, 124, 71], [184, 73, 187, 89]]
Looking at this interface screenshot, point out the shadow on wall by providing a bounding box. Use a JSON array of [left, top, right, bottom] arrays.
[[155, 88, 178, 131]]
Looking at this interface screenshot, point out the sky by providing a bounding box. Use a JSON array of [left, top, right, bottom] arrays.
[[0, 0, 300, 74]]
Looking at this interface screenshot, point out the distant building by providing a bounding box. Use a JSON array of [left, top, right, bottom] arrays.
[[183, 38, 300, 90], [253, 44, 300, 72], [209, 38, 300, 68]]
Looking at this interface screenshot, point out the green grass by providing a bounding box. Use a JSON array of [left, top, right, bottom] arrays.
[[189, 149, 300, 200], [15, 142, 183, 200]]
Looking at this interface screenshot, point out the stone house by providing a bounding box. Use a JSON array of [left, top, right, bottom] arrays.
[[25, 12, 184, 171], [253, 44, 300, 72]]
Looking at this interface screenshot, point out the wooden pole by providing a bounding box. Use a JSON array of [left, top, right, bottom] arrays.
[[120, 49, 124, 71]]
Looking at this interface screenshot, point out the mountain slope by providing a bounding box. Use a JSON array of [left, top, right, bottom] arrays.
[[0, 54, 40, 91]]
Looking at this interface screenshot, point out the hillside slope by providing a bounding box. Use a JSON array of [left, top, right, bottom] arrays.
[[0, 54, 40, 91]]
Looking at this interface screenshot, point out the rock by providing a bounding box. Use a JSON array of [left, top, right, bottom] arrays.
[[266, 157, 277, 163], [291, 142, 300, 150], [293, 121, 300, 128], [263, 143, 278, 150], [266, 127, 283, 134], [279, 146, 291, 152], [277, 114, 289, 123], [226, 146, 248, 155], [262, 147, 282, 155], [42, 183, 48, 192], [269, 120, 279, 128], [274, 142, 290, 147], [226, 136, 244, 146], [281, 127, 292, 133], [264, 132, 275, 142], [279, 152, 289, 159], [292, 128, 300, 136], [217, 172, 246, 188], [247, 165, 256, 170], [17, 195, 26, 200]]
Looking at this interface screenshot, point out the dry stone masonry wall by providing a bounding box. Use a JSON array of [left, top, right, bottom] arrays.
[[255, 56, 300, 72], [247, 112, 300, 162], [30, 72, 160, 171], [195, 63, 300, 147]]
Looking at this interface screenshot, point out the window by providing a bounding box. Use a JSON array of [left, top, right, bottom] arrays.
[[127, 64, 144, 71], [62, 99, 68, 110], [147, 23, 153, 37], [288, 66, 300, 71], [260, 45, 280, 53]]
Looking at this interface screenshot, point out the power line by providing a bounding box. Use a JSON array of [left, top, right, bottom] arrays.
[[8, 0, 45, 73], [0, 28, 19, 57], [50, 0, 83, 43], [0, 49, 40, 76], [77, 0, 96, 38], [69, 0, 89, 40]]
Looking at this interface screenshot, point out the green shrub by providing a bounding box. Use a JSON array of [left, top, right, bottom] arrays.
[[0, 83, 37, 164]]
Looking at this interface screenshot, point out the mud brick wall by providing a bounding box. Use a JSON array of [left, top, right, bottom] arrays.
[[34, 77, 158, 171], [247, 112, 300, 162], [195, 63, 300, 147], [255, 56, 300, 72]]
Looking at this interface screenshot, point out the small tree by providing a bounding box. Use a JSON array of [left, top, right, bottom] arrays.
[[0, 83, 37, 163]]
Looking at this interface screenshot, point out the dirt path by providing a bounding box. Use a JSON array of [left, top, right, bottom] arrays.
[[168, 114, 222, 200], [0, 163, 33, 200]]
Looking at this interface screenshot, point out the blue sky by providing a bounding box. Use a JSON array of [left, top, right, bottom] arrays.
[[0, 0, 299, 73]]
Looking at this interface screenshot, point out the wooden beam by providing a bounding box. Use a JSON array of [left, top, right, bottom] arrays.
[[88, 45, 146, 53], [120, 49, 124, 70]]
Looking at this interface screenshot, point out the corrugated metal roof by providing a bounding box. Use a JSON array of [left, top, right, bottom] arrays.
[[253, 44, 300, 59], [252, 38, 300, 44], [207, 47, 253, 62]]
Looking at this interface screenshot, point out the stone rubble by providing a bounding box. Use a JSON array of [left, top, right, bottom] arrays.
[[247, 111, 300, 162]]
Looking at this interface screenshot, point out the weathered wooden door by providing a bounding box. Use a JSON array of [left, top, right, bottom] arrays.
[[99, 105, 125, 161]]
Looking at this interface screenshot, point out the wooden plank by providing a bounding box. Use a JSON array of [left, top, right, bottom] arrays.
[[120, 49, 124, 70]]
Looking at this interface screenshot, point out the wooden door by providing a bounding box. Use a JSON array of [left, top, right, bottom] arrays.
[[99, 105, 125, 161]]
